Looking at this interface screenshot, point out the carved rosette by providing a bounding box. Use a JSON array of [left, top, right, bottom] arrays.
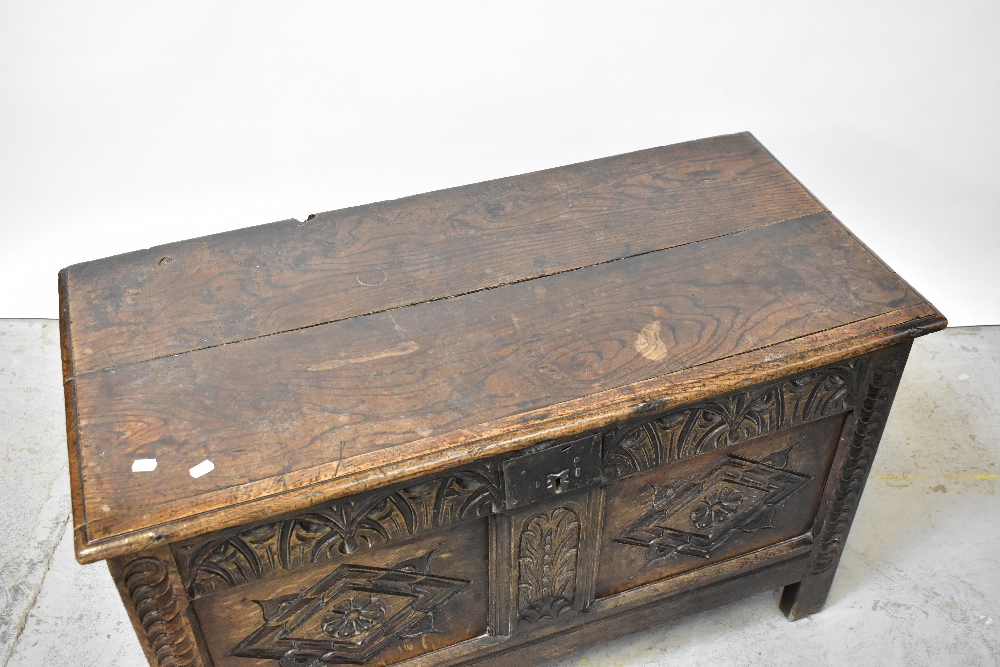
[[177, 465, 502, 598], [517, 507, 580, 625], [119, 557, 201, 667], [811, 353, 902, 574], [602, 361, 860, 479], [614, 453, 811, 563], [230, 553, 469, 666]]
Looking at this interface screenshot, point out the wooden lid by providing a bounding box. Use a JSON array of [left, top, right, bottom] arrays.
[[59, 132, 945, 562]]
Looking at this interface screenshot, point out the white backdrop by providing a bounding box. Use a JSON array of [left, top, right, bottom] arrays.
[[1, 1, 997, 325]]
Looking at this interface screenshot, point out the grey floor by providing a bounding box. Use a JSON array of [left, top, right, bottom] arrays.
[[1, 320, 997, 667]]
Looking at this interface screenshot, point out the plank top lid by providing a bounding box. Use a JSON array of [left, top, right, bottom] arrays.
[[59, 132, 946, 563]]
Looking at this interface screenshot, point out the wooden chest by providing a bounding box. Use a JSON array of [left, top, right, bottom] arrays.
[[59, 133, 946, 667]]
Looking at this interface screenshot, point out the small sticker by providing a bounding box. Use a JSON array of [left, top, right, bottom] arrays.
[[131, 459, 157, 472], [189, 460, 215, 478]]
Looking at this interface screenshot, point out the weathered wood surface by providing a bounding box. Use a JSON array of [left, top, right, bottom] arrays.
[[60, 132, 823, 375], [68, 213, 937, 554], [70, 339, 916, 667], [60, 134, 946, 563]]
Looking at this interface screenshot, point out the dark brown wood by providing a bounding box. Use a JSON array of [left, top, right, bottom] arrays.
[[192, 521, 488, 667], [394, 541, 816, 666], [70, 212, 933, 555], [597, 414, 844, 598], [66, 134, 947, 667], [171, 462, 501, 599], [107, 546, 208, 667], [781, 341, 911, 620], [61, 133, 824, 375]]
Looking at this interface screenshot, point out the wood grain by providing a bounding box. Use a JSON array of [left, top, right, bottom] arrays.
[[72, 303, 942, 563], [60, 132, 823, 374], [61, 133, 949, 667], [393, 541, 815, 666], [71, 212, 928, 548]]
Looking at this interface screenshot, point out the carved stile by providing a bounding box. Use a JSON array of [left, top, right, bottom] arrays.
[[812, 349, 905, 574], [110, 554, 204, 667]]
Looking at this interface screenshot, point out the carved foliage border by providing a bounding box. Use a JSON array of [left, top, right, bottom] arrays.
[[118, 556, 202, 667], [176, 464, 502, 599], [601, 360, 863, 480]]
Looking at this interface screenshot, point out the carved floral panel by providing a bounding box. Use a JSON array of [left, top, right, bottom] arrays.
[[602, 360, 860, 479]]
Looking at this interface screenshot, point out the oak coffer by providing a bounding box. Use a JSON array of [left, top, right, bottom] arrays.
[[59, 133, 946, 667]]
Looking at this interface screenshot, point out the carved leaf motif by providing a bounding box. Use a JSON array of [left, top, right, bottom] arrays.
[[517, 507, 580, 625], [604, 361, 860, 479], [179, 464, 501, 598], [671, 387, 781, 458], [782, 365, 855, 423], [602, 423, 660, 479]]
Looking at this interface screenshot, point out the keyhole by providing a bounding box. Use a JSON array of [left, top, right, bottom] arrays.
[[546, 469, 570, 495]]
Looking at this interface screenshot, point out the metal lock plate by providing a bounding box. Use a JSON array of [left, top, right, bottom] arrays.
[[501, 435, 603, 510]]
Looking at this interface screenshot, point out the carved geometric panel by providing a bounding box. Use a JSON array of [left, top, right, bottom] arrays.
[[614, 453, 810, 564], [229, 553, 469, 666]]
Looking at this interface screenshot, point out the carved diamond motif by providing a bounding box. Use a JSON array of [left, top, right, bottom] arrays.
[[229, 553, 469, 666], [614, 454, 810, 563]]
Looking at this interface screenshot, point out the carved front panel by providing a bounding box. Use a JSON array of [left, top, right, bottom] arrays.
[[174, 464, 501, 600], [192, 519, 488, 667], [615, 455, 810, 563], [596, 413, 847, 598], [160, 355, 891, 664]]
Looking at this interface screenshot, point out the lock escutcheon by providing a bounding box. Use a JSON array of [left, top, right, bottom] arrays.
[[501, 435, 603, 509]]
